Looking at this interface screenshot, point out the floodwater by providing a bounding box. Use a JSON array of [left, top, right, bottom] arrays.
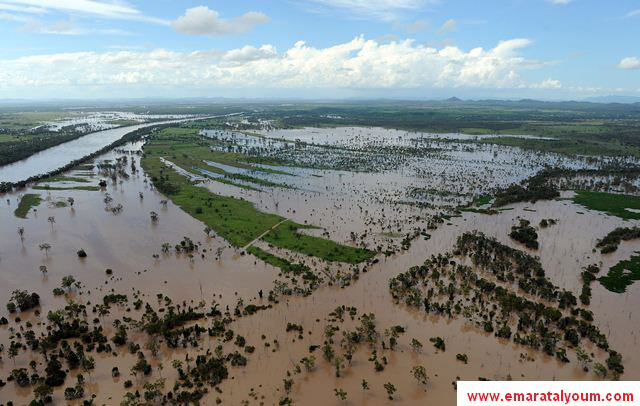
[[0, 115, 227, 184], [1, 126, 640, 405]]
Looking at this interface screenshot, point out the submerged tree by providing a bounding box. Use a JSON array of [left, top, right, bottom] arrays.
[[384, 382, 397, 400], [412, 365, 428, 386], [39, 243, 51, 257], [334, 388, 347, 402]]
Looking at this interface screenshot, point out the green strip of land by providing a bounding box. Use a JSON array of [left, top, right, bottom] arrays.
[[572, 190, 640, 220], [247, 246, 310, 274], [263, 220, 375, 264], [142, 151, 375, 264], [15, 194, 42, 218], [42, 176, 91, 183], [32, 185, 100, 191]]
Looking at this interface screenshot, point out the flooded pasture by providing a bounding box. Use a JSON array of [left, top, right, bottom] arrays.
[[1, 125, 639, 405]]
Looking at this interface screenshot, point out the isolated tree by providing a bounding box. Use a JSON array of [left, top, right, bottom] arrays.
[[39, 265, 48, 276], [96, 304, 109, 319], [334, 388, 347, 402], [39, 243, 51, 257], [361, 379, 370, 392], [81, 355, 95, 380], [301, 356, 316, 372], [67, 197, 74, 207], [8, 341, 19, 365], [144, 336, 160, 358], [48, 216, 56, 230], [412, 365, 428, 386], [334, 356, 344, 377], [150, 211, 159, 222], [62, 275, 76, 292], [204, 226, 213, 237], [410, 338, 423, 353], [17, 227, 24, 243], [384, 382, 397, 400]]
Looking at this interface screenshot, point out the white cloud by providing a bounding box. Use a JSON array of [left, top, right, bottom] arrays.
[[304, 0, 431, 21], [0, 36, 551, 95], [626, 9, 640, 17], [548, 0, 572, 5], [171, 6, 268, 36], [0, 3, 47, 14], [530, 78, 562, 89], [394, 19, 429, 33], [0, 0, 168, 24], [15, 16, 132, 36], [438, 19, 457, 35], [618, 57, 640, 70]]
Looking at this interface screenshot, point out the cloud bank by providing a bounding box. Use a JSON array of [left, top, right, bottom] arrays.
[[0, 36, 555, 97]]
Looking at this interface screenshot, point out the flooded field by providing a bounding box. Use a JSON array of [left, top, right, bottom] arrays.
[[1, 125, 639, 405], [0, 115, 230, 184]]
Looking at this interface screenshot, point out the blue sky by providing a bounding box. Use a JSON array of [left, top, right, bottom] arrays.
[[0, 0, 639, 100]]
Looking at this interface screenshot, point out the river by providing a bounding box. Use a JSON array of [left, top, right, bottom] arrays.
[[0, 114, 239, 183]]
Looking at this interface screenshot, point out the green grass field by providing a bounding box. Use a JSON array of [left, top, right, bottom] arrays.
[[141, 150, 375, 263], [42, 176, 91, 183], [263, 220, 375, 264], [247, 246, 310, 275], [573, 190, 640, 220], [144, 128, 294, 191], [14, 194, 42, 218], [32, 185, 100, 191]]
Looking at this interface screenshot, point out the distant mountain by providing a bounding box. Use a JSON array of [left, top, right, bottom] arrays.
[[583, 95, 640, 104]]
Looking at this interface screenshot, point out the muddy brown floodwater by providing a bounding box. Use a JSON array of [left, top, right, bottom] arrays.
[[1, 130, 639, 405]]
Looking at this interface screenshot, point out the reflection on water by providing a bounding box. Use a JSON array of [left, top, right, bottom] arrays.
[[0, 116, 218, 183]]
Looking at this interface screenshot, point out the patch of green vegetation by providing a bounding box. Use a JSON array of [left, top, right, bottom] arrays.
[[599, 254, 640, 293], [0, 134, 19, 143], [596, 227, 640, 254], [142, 154, 374, 263], [54, 201, 67, 208], [74, 164, 95, 171], [247, 246, 310, 274], [0, 111, 69, 130], [263, 220, 375, 264], [14, 193, 42, 218], [472, 194, 493, 206], [459, 207, 498, 215], [41, 176, 91, 183], [32, 185, 100, 191], [494, 170, 559, 207], [573, 190, 640, 220], [509, 219, 539, 249], [153, 127, 293, 175], [479, 137, 640, 158], [105, 119, 142, 126], [145, 128, 294, 191], [143, 155, 282, 246]]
